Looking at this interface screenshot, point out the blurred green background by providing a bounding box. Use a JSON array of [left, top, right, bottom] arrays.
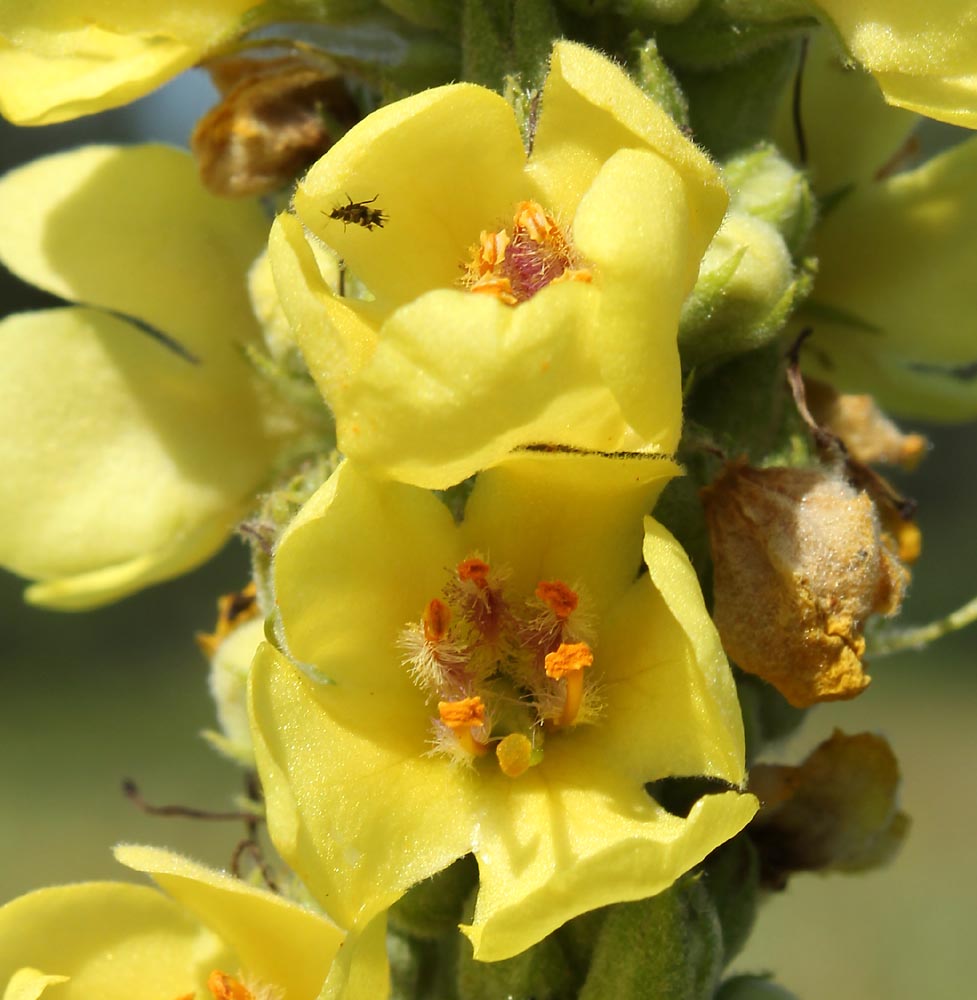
[[2, 73, 976, 1000]]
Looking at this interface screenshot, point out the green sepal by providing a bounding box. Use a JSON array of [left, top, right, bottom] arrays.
[[629, 35, 690, 126], [701, 834, 760, 964], [389, 856, 479, 939], [724, 143, 816, 257], [578, 878, 724, 1000], [716, 974, 801, 1000]]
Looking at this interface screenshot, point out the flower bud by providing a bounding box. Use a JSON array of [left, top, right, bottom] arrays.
[[723, 143, 815, 255], [579, 879, 724, 1000], [192, 56, 358, 198], [197, 583, 263, 765], [749, 730, 909, 887], [679, 211, 798, 367], [701, 461, 906, 708]]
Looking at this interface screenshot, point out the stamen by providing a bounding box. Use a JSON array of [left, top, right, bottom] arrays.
[[496, 733, 535, 778], [544, 642, 594, 728], [461, 200, 592, 305], [536, 580, 579, 620], [439, 696, 489, 756], [207, 971, 254, 1000], [423, 598, 451, 643], [457, 557, 491, 588]]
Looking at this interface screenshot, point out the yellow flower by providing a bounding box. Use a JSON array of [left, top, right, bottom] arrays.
[[811, 0, 977, 128], [249, 454, 757, 963], [0, 845, 354, 1000], [802, 134, 977, 420], [0, 2, 269, 125], [0, 144, 294, 608], [269, 40, 728, 488]]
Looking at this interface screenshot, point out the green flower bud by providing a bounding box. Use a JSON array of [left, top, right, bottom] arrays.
[[457, 925, 575, 1000], [701, 834, 760, 963], [579, 879, 724, 1000], [679, 211, 797, 367], [724, 143, 816, 255]]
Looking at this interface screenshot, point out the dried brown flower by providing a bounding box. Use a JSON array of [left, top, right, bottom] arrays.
[[702, 460, 907, 707]]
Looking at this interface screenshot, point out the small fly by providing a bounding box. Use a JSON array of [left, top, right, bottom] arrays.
[[326, 194, 388, 231]]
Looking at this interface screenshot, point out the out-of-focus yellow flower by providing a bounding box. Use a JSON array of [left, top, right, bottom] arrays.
[[249, 453, 756, 964], [0, 845, 350, 1000], [811, 1, 977, 128], [0, 144, 294, 608], [270, 40, 728, 488], [0, 1, 269, 125], [803, 135, 977, 420], [772, 29, 919, 195]]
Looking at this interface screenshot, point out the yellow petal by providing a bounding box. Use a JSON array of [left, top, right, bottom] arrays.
[[115, 845, 343, 999], [466, 780, 756, 961], [273, 461, 460, 676], [813, 0, 977, 126], [0, 882, 229, 998], [531, 39, 727, 256], [0, 3, 259, 124], [460, 452, 680, 610], [804, 135, 977, 418], [0, 144, 268, 377], [336, 283, 640, 488], [571, 148, 689, 451], [269, 212, 382, 407], [293, 84, 527, 309], [249, 643, 478, 931], [3, 969, 67, 1000], [0, 308, 275, 607], [317, 914, 391, 1000], [772, 29, 918, 194]]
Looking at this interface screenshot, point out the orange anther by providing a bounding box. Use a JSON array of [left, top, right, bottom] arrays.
[[207, 971, 254, 1000], [544, 641, 593, 680], [458, 557, 491, 589], [423, 598, 451, 643], [438, 696, 486, 730], [536, 580, 579, 620]]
